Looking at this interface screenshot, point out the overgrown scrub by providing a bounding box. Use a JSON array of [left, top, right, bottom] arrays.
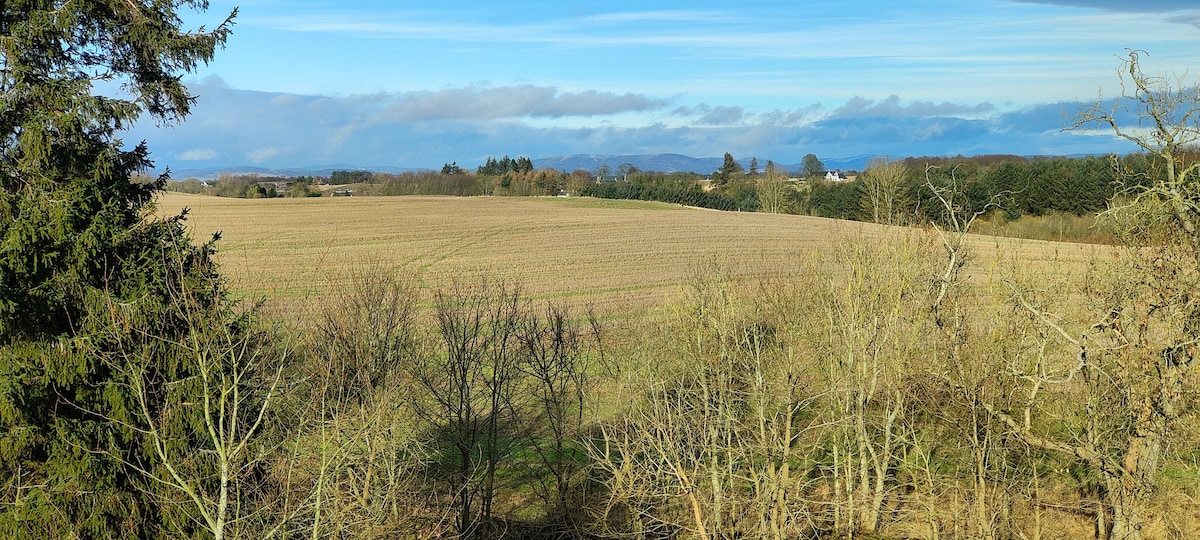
[[588, 235, 951, 539], [974, 210, 1118, 244], [588, 264, 827, 539], [586, 220, 1200, 539]]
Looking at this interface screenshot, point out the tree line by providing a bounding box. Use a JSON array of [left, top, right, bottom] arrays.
[[807, 154, 1154, 224], [175, 151, 1158, 242]]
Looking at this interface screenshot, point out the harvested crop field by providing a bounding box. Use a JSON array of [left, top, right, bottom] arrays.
[[158, 192, 1103, 320]]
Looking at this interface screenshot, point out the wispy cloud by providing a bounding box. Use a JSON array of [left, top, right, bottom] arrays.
[[1005, 0, 1198, 13], [1167, 12, 1200, 27], [255, 8, 959, 60], [577, 10, 735, 24], [215, 1, 1200, 109], [756, 106, 825, 127], [380, 86, 671, 121], [671, 104, 747, 126], [1003, 0, 1200, 30], [675, 104, 822, 127]]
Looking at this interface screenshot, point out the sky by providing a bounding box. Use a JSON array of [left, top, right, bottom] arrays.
[[123, 0, 1200, 172]]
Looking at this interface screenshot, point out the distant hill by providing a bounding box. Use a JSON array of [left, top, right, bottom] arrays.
[[165, 154, 876, 179], [533, 154, 874, 174], [167, 164, 419, 180], [534, 154, 721, 174]]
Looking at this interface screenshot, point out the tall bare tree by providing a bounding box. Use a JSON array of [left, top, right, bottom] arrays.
[[589, 269, 832, 539], [758, 161, 794, 214], [981, 49, 1200, 540], [517, 304, 606, 524], [859, 158, 911, 225], [295, 269, 436, 538], [411, 281, 525, 539], [816, 235, 935, 536]]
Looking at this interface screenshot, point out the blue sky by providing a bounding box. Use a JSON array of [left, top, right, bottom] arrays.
[[125, 0, 1200, 171]]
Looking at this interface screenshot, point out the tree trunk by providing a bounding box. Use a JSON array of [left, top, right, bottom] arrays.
[[1107, 491, 1145, 540], [1104, 428, 1161, 540]]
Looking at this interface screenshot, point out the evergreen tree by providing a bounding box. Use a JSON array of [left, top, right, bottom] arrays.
[[712, 152, 744, 189], [721, 152, 743, 176], [0, 2, 235, 537]]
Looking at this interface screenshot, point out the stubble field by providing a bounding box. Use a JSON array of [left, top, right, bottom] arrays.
[[157, 192, 1101, 322], [151, 192, 1169, 538]]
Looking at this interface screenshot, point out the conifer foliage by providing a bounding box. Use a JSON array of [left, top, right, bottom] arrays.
[[0, 2, 235, 537]]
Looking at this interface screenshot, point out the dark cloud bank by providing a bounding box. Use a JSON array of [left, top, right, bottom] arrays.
[[127, 80, 1142, 172]]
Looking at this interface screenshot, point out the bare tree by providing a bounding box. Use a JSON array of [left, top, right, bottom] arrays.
[[291, 269, 440, 538], [920, 162, 1083, 539], [978, 49, 1200, 540], [859, 158, 911, 225], [815, 235, 934, 536], [1074, 49, 1200, 248], [517, 304, 606, 525], [314, 267, 419, 409], [757, 161, 794, 214], [99, 292, 292, 540], [411, 281, 525, 539]]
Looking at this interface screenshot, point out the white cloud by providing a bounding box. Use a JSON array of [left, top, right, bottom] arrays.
[[178, 148, 219, 160], [832, 95, 997, 119], [676, 104, 821, 127], [245, 146, 288, 163]]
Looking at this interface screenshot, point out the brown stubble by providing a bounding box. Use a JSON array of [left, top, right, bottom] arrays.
[[157, 192, 1101, 332]]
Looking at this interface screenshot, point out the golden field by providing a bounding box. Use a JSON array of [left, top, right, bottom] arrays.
[[157, 192, 1103, 320]]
